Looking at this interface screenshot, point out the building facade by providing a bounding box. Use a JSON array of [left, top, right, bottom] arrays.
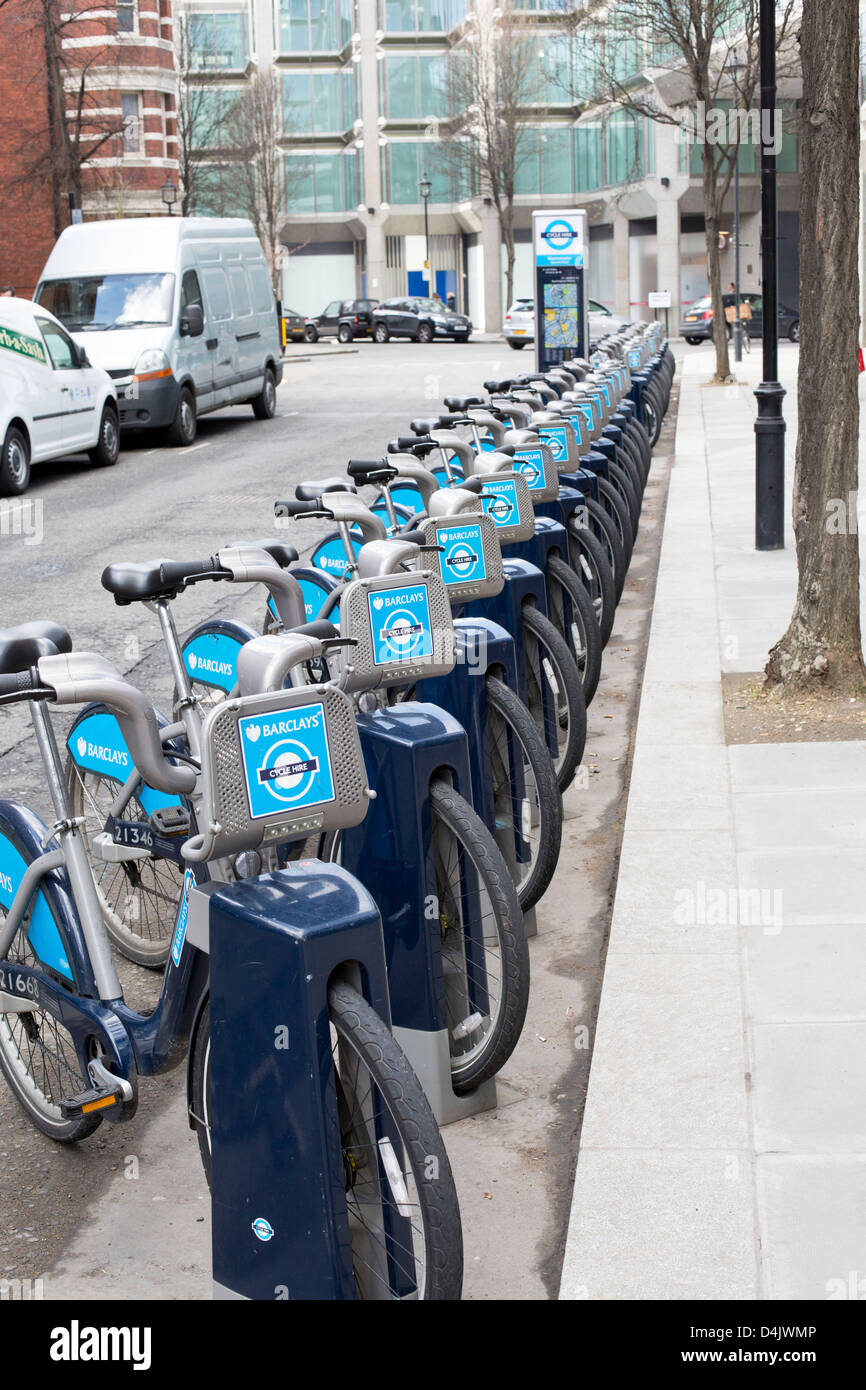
[[182, 0, 801, 330], [0, 0, 179, 297]]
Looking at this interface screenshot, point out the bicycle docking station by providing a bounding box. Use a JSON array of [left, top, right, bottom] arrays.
[[339, 702, 499, 1126], [419, 618, 537, 941], [186, 869, 394, 1301]]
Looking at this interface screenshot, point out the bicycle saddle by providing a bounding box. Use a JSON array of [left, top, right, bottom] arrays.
[[295, 478, 357, 501], [443, 395, 485, 412], [0, 621, 72, 675], [101, 558, 222, 604]]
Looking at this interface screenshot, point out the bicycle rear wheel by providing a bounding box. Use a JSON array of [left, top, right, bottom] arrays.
[[0, 911, 101, 1142], [190, 987, 463, 1300]]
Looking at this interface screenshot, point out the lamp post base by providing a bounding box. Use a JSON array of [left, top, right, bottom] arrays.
[[755, 379, 786, 550]]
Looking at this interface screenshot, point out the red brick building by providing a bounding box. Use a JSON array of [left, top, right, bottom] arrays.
[[0, 0, 179, 298]]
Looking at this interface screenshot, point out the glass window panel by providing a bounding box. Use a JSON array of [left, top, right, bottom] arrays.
[[515, 132, 540, 196], [385, 54, 418, 117], [540, 127, 572, 195], [282, 70, 311, 130], [285, 154, 316, 213], [574, 123, 602, 191]]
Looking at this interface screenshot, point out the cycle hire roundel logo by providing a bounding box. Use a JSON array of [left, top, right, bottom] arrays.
[[481, 478, 518, 528], [435, 522, 486, 586], [368, 583, 434, 666], [239, 701, 335, 821], [515, 449, 545, 491], [541, 219, 577, 252]]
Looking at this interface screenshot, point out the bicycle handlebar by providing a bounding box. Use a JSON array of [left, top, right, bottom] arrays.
[[274, 498, 334, 519]]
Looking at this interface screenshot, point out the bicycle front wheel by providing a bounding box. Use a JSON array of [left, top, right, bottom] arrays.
[[521, 605, 587, 793], [429, 779, 530, 1092], [486, 675, 562, 912], [546, 553, 602, 706], [190, 988, 463, 1300]]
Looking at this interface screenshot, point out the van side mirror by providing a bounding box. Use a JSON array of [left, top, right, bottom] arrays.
[[76, 346, 91, 368], [180, 304, 204, 338]]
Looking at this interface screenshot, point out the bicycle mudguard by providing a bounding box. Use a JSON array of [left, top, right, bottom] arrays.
[[180, 618, 256, 695], [0, 800, 90, 988], [66, 704, 184, 818], [310, 530, 362, 579]]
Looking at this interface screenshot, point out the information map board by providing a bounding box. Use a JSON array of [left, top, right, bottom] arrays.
[[532, 209, 589, 372]]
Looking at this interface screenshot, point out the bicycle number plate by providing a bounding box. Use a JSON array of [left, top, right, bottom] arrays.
[[367, 583, 434, 667], [238, 702, 336, 821], [112, 819, 154, 851], [435, 521, 487, 586]]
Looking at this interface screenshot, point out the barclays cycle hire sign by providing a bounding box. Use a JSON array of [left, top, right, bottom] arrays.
[[239, 702, 336, 821], [534, 214, 585, 268], [367, 583, 434, 667], [435, 522, 487, 587]]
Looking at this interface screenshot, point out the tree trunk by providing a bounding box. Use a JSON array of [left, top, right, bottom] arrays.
[[702, 140, 731, 381], [502, 205, 515, 315], [764, 0, 864, 692]]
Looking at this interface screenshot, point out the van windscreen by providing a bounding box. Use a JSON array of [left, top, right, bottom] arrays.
[[36, 273, 175, 331]]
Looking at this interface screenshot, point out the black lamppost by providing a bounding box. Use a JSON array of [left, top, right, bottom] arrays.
[[419, 173, 432, 290], [755, 0, 785, 550], [161, 180, 177, 216]]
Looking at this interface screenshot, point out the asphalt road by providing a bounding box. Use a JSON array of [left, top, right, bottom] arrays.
[[0, 339, 678, 1298]]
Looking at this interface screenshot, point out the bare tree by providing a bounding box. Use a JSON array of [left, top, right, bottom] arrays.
[[224, 70, 284, 291], [175, 13, 235, 217], [436, 2, 542, 313], [764, 0, 864, 693], [565, 0, 796, 383]]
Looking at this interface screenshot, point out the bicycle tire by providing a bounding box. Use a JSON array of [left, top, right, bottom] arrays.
[[66, 762, 183, 969], [191, 987, 464, 1300], [0, 911, 102, 1142], [597, 475, 634, 568], [547, 553, 602, 706], [428, 779, 529, 1091], [485, 675, 562, 911], [567, 518, 616, 646], [521, 604, 586, 792], [586, 496, 626, 604], [608, 459, 641, 537]]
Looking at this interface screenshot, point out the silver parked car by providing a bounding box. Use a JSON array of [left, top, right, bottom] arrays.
[[503, 296, 631, 350]]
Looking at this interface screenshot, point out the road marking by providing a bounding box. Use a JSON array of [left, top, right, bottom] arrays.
[[177, 442, 211, 455], [278, 411, 299, 417]]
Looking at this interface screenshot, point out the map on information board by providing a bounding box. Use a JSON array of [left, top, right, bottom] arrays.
[[543, 280, 579, 349]]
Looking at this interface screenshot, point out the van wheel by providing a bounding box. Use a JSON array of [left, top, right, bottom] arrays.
[[337, 324, 353, 344], [166, 386, 196, 446], [88, 403, 120, 468], [0, 425, 30, 496], [251, 368, 277, 420]]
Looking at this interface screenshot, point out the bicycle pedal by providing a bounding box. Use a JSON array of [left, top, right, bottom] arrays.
[[150, 806, 191, 837], [60, 1084, 122, 1119]]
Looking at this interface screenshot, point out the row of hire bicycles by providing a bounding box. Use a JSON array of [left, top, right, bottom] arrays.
[[0, 323, 674, 1299]]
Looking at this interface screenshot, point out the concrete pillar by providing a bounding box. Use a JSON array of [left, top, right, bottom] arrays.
[[480, 203, 502, 333], [655, 194, 681, 329], [613, 210, 630, 318], [357, 0, 385, 297]]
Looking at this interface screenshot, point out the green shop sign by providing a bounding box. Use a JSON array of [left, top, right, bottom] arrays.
[[0, 323, 46, 365]]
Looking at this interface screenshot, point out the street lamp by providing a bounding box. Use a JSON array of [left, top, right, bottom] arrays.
[[755, 0, 785, 551], [726, 50, 745, 364], [419, 173, 431, 289], [161, 180, 177, 216]]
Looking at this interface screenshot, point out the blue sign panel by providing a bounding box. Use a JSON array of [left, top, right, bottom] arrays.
[[513, 447, 547, 492], [367, 583, 434, 666], [239, 702, 336, 821], [480, 477, 519, 529], [435, 522, 487, 586], [538, 425, 570, 465]]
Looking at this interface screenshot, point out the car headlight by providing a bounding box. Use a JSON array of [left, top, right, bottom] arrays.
[[133, 348, 171, 380]]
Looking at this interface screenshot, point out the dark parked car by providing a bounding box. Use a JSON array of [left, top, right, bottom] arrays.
[[371, 297, 472, 343], [282, 307, 306, 343], [303, 298, 378, 343], [680, 293, 799, 345]]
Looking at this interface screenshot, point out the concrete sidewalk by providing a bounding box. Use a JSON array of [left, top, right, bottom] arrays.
[[559, 343, 866, 1300]]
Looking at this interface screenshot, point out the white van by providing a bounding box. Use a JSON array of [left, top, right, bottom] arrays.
[[0, 297, 119, 496], [34, 218, 283, 447]]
